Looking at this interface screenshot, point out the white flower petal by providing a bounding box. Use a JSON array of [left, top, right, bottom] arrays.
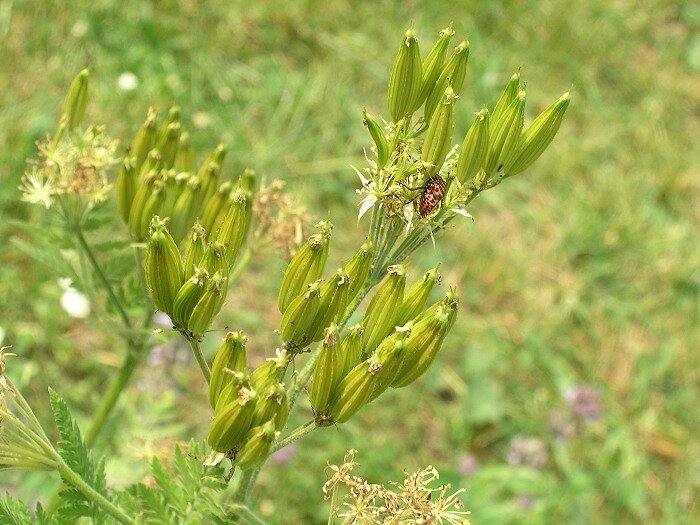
[[60, 288, 91, 319], [358, 195, 377, 221]]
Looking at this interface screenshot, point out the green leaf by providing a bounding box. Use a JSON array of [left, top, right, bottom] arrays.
[[0, 494, 33, 525]]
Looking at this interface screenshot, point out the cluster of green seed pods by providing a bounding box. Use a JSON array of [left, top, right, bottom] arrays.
[[206, 334, 289, 469], [310, 266, 458, 426], [277, 231, 374, 353], [116, 106, 256, 244]]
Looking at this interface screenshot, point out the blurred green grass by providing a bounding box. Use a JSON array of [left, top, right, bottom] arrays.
[[1, 0, 698, 523]]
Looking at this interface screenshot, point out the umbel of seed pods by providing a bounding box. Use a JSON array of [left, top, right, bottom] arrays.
[[364, 25, 570, 218]]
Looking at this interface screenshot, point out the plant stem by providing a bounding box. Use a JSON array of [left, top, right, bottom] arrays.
[[232, 468, 256, 502], [186, 336, 211, 384], [230, 504, 271, 525], [54, 456, 132, 524], [270, 420, 316, 453]]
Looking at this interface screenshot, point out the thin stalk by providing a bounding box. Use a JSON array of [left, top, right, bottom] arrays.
[[186, 336, 211, 384], [270, 420, 316, 454], [232, 468, 255, 502], [230, 504, 270, 525]]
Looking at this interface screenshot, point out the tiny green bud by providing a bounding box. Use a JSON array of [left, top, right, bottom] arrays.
[[64, 69, 89, 129], [237, 421, 277, 470], [343, 240, 374, 301], [340, 324, 364, 375], [505, 91, 571, 176], [145, 217, 184, 316], [424, 39, 469, 122], [362, 111, 390, 169], [207, 389, 257, 453], [361, 264, 407, 354], [183, 222, 207, 279], [236, 167, 258, 195], [174, 131, 196, 173], [417, 26, 454, 107], [171, 267, 208, 328], [200, 181, 233, 234], [310, 325, 344, 418], [396, 266, 440, 326], [455, 108, 490, 183], [485, 89, 526, 176], [209, 331, 248, 408], [280, 280, 323, 352], [277, 221, 332, 314], [116, 158, 137, 223], [131, 108, 158, 170], [310, 269, 351, 343], [187, 271, 228, 337], [421, 86, 456, 176], [251, 382, 287, 429], [387, 27, 423, 121]]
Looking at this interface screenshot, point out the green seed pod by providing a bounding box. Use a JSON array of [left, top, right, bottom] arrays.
[[171, 267, 208, 328], [237, 168, 258, 195], [127, 170, 158, 239], [421, 86, 456, 176], [198, 144, 227, 203], [505, 91, 571, 176], [251, 382, 287, 428], [387, 27, 423, 121], [310, 269, 351, 343], [250, 359, 277, 393], [131, 109, 158, 171], [137, 182, 166, 241], [417, 25, 454, 107], [209, 331, 249, 408], [366, 336, 408, 402], [116, 157, 137, 223], [275, 389, 290, 430], [343, 241, 374, 301], [200, 181, 233, 234], [491, 72, 521, 129], [277, 221, 332, 314], [188, 271, 227, 337], [396, 266, 441, 326], [280, 280, 323, 352], [361, 264, 407, 354], [455, 108, 490, 183], [158, 106, 181, 142], [424, 38, 469, 122], [310, 325, 344, 418], [183, 222, 207, 279], [174, 131, 196, 173], [214, 189, 252, 268], [145, 217, 184, 316], [485, 90, 526, 176], [237, 421, 277, 470], [207, 388, 257, 453], [138, 148, 163, 178], [199, 241, 226, 276], [214, 371, 251, 413], [391, 295, 458, 388], [323, 360, 377, 425], [169, 176, 203, 244], [156, 122, 181, 170], [64, 69, 89, 130], [340, 324, 364, 376], [362, 111, 389, 169]]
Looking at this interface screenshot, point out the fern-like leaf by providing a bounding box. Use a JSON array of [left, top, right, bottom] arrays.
[[0, 494, 33, 525]]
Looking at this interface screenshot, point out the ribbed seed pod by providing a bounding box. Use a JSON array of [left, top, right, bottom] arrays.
[[131, 109, 158, 170], [323, 360, 377, 425], [237, 168, 258, 195], [198, 144, 227, 203], [209, 331, 249, 408], [174, 132, 196, 173], [491, 72, 521, 129], [277, 221, 332, 314], [137, 182, 166, 240], [506, 91, 571, 176], [200, 181, 233, 234], [156, 122, 181, 170], [366, 336, 408, 402], [188, 271, 227, 337], [237, 422, 277, 470], [310, 325, 344, 418], [280, 280, 323, 352], [183, 222, 207, 279], [199, 241, 226, 276], [138, 148, 163, 180], [215, 189, 252, 268], [168, 176, 202, 243], [421, 86, 456, 176], [340, 324, 364, 375], [171, 267, 208, 328], [391, 295, 458, 388], [361, 264, 407, 354], [362, 111, 389, 169], [387, 27, 423, 121], [310, 269, 351, 343], [424, 39, 470, 122], [396, 266, 441, 326], [116, 158, 137, 223], [144, 217, 184, 316], [250, 359, 279, 393], [485, 90, 526, 176], [455, 108, 490, 183], [157, 106, 180, 142], [251, 382, 287, 428], [417, 26, 454, 107], [64, 69, 89, 130], [127, 170, 158, 238], [207, 389, 257, 453], [343, 241, 374, 301], [214, 371, 250, 413]]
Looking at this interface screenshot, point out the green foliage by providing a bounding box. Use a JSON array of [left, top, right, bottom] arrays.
[[0, 494, 33, 525]]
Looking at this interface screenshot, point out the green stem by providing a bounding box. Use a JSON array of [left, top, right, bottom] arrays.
[[232, 468, 255, 502], [54, 456, 132, 524], [270, 420, 316, 454], [230, 504, 270, 525], [186, 336, 211, 384]]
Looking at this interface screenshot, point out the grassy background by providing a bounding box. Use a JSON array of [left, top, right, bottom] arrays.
[[1, 0, 698, 523]]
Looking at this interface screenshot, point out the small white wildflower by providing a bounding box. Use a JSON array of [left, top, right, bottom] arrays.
[[71, 20, 88, 38], [192, 111, 213, 129], [60, 287, 91, 319], [117, 72, 139, 92]]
